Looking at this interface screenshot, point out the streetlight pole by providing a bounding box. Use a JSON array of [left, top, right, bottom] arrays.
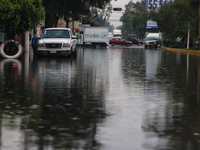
[[187, 22, 190, 49]]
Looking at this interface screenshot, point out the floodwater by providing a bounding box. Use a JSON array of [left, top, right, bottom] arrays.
[[0, 45, 200, 150]]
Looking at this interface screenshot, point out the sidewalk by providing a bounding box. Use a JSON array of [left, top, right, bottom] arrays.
[[159, 46, 200, 56]]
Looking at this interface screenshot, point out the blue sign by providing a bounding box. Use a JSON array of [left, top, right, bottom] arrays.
[[146, 0, 173, 28]]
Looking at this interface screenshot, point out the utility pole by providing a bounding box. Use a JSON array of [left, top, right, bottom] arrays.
[[25, 31, 29, 53], [187, 22, 190, 49]]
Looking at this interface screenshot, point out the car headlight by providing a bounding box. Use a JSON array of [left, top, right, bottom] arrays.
[[63, 43, 70, 47], [38, 43, 44, 47]]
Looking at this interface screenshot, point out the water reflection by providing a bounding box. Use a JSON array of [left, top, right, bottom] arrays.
[[1, 47, 200, 149], [0, 48, 109, 149]]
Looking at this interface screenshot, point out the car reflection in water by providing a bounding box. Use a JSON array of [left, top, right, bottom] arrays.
[[29, 56, 106, 149], [0, 53, 106, 150]]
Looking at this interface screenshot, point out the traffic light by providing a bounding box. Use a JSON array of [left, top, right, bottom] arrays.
[[113, 8, 122, 11]]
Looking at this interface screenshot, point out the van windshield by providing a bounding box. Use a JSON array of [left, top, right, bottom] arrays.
[[42, 30, 70, 38], [146, 37, 156, 41]]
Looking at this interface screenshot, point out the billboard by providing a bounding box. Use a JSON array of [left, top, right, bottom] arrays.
[[146, 0, 173, 28]]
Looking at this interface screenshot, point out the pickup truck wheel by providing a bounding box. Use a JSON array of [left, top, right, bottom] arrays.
[[111, 43, 115, 46]]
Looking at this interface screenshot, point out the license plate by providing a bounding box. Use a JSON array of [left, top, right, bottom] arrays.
[[50, 50, 57, 53]]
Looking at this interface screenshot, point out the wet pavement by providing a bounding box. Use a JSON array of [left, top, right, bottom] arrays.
[[0, 45, 200, 150]]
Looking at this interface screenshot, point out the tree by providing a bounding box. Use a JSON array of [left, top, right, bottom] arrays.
[[0, 0, 44, 39], [148, 0, 199, 47], [130, 13, 147, 38], [148, 3, 176, 41], [91, 3, 112, 26], [120, 1, 135, 36], [120, 0, 147, 37], [43, 0, 111, 28]]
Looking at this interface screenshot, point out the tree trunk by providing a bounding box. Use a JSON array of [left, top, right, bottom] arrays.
[[54, 15, 59, 27], [64, 16, 69, 28], [45, 12, 54, 28]]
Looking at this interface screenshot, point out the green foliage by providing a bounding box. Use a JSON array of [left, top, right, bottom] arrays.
[[94, 15, 110, 27], [91, 21, 101, 27], [148, 3, 176, 40], [120, 0, 147, 38], [0, 0, 44, 37], [43, 0, 111, 27], [148, 0, 199, 44], [130, 13, 147, 38]]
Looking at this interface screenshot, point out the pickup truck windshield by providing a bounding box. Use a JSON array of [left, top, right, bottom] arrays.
[[42, 30, 70, 38]]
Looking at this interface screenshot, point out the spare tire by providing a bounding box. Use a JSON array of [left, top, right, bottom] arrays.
[[0, 40, 23, 59]]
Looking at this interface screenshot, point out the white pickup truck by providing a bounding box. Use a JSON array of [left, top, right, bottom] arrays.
[[37, 28, 77, 56]]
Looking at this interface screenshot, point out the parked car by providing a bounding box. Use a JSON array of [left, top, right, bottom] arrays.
[[144, 37, 158, 48], [37, 28, 77, 56], [109, 37, 132, 46], [123, 36, 142, 46]]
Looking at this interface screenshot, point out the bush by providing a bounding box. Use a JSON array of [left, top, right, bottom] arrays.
[[163, 41, 173, 47], [171, 42, 185, 48]]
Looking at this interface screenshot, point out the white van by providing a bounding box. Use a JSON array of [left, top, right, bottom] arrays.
[[146, 32, 162, 46], [146, 33, 160, 39]]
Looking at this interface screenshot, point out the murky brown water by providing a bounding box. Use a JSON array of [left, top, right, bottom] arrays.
[[0, 46, 200, 150]]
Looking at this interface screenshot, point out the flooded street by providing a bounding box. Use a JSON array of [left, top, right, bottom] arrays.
[[0, 45, 200, 150]]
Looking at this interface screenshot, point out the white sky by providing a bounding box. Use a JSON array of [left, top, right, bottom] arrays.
[[109, 0, 141, 28]]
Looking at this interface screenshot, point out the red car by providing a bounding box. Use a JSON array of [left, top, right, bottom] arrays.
[[109, 38, 133, 46]]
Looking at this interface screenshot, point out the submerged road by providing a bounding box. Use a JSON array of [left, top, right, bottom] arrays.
[[0, 45, 200, 150]]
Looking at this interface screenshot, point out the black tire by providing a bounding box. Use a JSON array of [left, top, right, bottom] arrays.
[[137, 43, 141, 46], [145, 46, 147, 49], [126, 43, 130, 46], [0, 40, 23, 59], [111, 43, 115, 46]]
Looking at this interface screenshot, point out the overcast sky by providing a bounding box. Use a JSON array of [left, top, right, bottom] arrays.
[[109, 0, 141, 28]]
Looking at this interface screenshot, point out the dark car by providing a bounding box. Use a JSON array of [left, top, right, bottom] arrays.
[[109, 38, 132, 46], [123, 36, 142, 46]]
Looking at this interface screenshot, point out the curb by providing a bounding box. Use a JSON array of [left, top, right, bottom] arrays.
[[159, 46, 200, 55]]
